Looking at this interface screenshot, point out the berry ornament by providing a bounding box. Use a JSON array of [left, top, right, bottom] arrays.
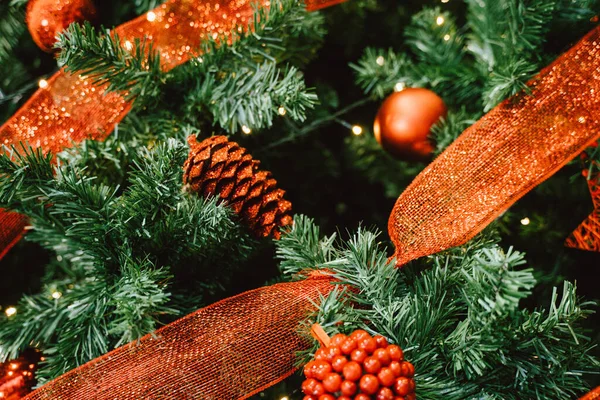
[[302, 324, 416, 400], [26, 0, 97, 52], [373, 88, 446, 161]]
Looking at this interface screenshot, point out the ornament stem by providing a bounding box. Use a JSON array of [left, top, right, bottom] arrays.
[[310, 323, 331, 347]]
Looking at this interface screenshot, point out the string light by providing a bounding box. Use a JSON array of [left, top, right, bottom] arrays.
[[441, 0, 449, 3], [146, 11, 157, 22], [5, 307, 16, 317], [41, 19, 48, 27], [394, 82, 406, 92], [51, 291, 62, 299], [278, 106, 286, 116], [9, 363, 18, 370], [376, 56, 385, 66], [124, 40, 133, 51], [436, 16, 445, 25], [38, 79, 49, 89], [520, 217, 530, 226], [443, 34, 451, 41], [280, 397, 289, 400], [352, 125, 363, 135], [241, 125, 252, 134]]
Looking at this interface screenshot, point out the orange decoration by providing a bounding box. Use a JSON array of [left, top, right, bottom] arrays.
[[389, 26, 600, 266], [0, 0, 344, 260], [373, 88, 446, 161], [21, 273, 334, 400], [0, 349, 43, 400], [303, 324, 415, 400], [581, 386, 600, 400], [565, 150, 600, 252], [26, 0, 97, 52]]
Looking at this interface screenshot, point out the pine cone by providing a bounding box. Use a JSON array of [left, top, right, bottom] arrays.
[[183, 135, 292, 239]]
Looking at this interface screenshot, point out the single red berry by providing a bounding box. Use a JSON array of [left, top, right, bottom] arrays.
[[313, 360, 332, 381], [332, 355, 348, 372], [301, 378, 321, 396], [340, 380, 358, 396], [374, 335, 389, 348], [350, 329, 371, 342], [325, 345, 342, 362], [350, 348, 367, 363], [302, 395, 317, 400], [359, 374, 380, 395], [340, 337, 358, 355], [342, 361, 362, 381], [386, 345, 403, 362], [337, 397, 352, 400], [373, 348, 392, 366], [355, 394, 371, 400], [376, 387, 395, 400], [358, 337, 378, 354], [389, 361, 401, 377], [322, 372, 342, 393], [393, 377, 412, 396], [318, 394, 335, 400], [304, 361, 317, 378], [377, 367, 396, 387], [314, 348, 328, 361], [363, 356, 382, 374], [330, 333, 347, 347], [399, 361, 414, 378]]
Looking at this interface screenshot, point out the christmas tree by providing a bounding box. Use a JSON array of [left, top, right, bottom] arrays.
[[0, 0, 599, 399]]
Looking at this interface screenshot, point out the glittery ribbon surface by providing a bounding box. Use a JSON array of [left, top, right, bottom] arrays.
[[0, 0, 344, 261], [389, 25, 600, 266]]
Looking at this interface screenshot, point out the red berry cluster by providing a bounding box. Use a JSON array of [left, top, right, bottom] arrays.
[[301, 330, 416, 400]]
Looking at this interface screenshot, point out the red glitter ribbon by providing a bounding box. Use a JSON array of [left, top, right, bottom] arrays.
[[0, 0, 344, 261]]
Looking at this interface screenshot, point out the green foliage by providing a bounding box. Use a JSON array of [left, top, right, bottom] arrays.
[[278, 218, 599, 399], [0, 137, 258, 381]]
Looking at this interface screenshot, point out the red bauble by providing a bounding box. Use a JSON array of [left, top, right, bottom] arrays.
[[373, 88, 446, 161], [301, 326, 416, 399], [26, 0, 97, 52]]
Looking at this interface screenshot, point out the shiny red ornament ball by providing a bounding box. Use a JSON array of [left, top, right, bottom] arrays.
[[373, 88, 447, 161], [26, 0, 97, 52], [301, 329, 416, 399]]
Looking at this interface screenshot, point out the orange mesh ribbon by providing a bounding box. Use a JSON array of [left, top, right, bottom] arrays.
[[565, 153, 600, 252], [23, 274, 334, 399], [0, 0, 343, 261], [581, 386, 600, 400], [389, 25, 600, 266]]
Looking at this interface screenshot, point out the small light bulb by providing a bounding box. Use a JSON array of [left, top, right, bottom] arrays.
[[7, 371, 13, 377], [29, 364, 35, 370], [5, 307, 16, 317], [124, 40, 133, 51], [51, 291, 62, 299], [241, 125, 252, 134], [376, 56, 385, 66], [441, 0, 449, 3], [443, 34, 451, 41], [38, 79, 49, 89], [41, 19, 48, 27], [436, 16, 445, 25], [0, 391, 5, 398], [520, 217, 530, 226], [146, 11, 157, 22], [280, 397, 289, 400], [394, 82, 406, 92], [352, 125, 363, 135], [9, 363, 18, 370], [278, 106, 286, 116]]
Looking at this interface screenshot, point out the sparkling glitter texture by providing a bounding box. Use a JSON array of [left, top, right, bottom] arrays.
[[23, 274, 334, 400], [0, 0, 343, 157], [0, 0, 343, 260], [0, 209, 27, 260], [389, 26, 600, 266]]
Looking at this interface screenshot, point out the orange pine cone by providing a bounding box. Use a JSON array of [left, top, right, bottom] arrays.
[[183, 135, 292, 239]]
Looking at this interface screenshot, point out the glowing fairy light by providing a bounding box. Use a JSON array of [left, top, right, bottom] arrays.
[[146, 11, 157, 22], [520, 217, 530, 226], [124, 40, 133, 51], [394, 82, 406, 92], [278, 106, 286, 116], [436, 16, 445, 25], [352, 125, 363, 135], [38, 79, 49, 89], [443, 34, 451, 41], [241, 125, 252, 134], [51, 291, 62, 299], [5, 307, 16, 317], [376, 56, 385, 66]]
